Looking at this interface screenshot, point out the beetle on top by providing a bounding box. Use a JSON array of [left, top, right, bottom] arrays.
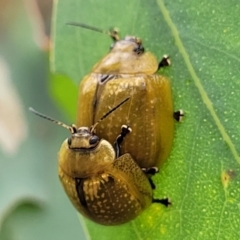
[[73, 23, 183, 170]]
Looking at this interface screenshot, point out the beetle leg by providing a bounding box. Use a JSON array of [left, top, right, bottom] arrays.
[[173, 109, 184, 122], [113, 125, 132, 158], [142, 166, 159, 175], [142, 167, 159, 189], [152, 198, 171, 207], [148, 178, 156, 190], [158, 55, 171, 70]]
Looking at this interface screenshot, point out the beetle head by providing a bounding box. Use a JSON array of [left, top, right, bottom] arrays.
[[110, 36, 144, 55], [66, 22, 158, 74], [67, 22, 144, 55], [67, 126, 100, 150]]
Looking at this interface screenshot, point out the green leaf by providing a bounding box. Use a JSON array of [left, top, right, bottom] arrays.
[[52, 0, 240, 239], [49, 73, 78, 121]]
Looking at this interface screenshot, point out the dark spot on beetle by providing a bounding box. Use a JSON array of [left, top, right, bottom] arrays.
[[106, 176, 115, 183], [100, 74, 109, 83], [99, 74, 115, 85], [75, 178, 87, 207], [67, 137, 72, 146]]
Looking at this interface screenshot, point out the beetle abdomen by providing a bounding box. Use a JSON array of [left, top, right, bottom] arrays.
[[79, 175, 143, 225], [77, 73, 174, 168], [58, 153, 153, 225]]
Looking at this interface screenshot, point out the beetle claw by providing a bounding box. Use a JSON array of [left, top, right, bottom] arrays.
[[121, 125, 132, 133], [99, 74, 115, 84], [173, 109, 184, 122], [152, 198, 171, 207], [142, 166, 159, 175], [114, 125, 132, 157], [158, 55, 171, 69]]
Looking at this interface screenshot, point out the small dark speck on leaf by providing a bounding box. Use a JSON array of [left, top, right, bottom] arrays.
[[221, 169, 236, 188]]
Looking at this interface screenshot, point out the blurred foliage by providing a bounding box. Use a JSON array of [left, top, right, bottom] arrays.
[[0, 1, 85, 240]]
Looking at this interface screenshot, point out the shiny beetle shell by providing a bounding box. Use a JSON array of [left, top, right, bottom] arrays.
[[58, 127, 152, 225], [77, 35, 174, 169]]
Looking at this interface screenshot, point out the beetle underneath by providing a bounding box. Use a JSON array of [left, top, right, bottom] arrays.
[[29, 98, 170, 225]]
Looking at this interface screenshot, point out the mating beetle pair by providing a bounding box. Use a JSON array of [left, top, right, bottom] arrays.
[[76, 23, 183, 169], [30, 23, 183, 225], [30, 97, 169, 225]]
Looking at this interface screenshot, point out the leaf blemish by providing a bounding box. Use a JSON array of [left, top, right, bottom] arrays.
[[221, 169, 236, 188]]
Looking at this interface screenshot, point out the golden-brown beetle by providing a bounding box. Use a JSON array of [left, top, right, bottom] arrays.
[[29, 99, 170, 225], [69, 23, 183, 169]]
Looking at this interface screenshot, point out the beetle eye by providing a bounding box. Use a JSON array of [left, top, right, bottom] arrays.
[[67, 137, 72, 146], [89, 135, 99, 145]]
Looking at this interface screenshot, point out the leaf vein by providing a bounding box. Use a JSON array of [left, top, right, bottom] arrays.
[[184, 35, 240, 62]]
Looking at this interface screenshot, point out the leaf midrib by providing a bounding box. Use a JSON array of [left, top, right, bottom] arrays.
[[157, 0, 240, 165]]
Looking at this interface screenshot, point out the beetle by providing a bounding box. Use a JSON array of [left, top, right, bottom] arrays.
[[68, 23, 184, 169], [29, 98, 170, 225]]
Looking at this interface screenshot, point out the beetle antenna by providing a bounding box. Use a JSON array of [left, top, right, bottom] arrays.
[[66, 22, 120, 41], [29, 107, 76, 134], [91, 97, 129, 133]]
